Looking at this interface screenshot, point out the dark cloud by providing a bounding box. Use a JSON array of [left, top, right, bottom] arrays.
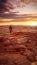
[[0, 0, 8, 13], [0, 0, 13, 13], [0, 12, 18, 19], [0, 0, 7, 9], [0, 13, 37, 21], [0, 0, 37, 15]]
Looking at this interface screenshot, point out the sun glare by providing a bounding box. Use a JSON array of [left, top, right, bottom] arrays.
[[29, 21, 37, 26], [0, 20, 37, 26]]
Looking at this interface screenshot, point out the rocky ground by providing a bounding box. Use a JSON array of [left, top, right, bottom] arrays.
[[0, 32, 37, 65]]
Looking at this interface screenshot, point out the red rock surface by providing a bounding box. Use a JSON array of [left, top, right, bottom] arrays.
[[0, 32, 37, 65]]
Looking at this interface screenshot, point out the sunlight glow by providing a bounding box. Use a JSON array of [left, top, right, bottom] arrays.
[[0, 20, 37, 26], [28, 21, 37, 26]]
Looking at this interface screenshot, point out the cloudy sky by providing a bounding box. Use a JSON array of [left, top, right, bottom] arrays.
[[0, 0, 37, 22], [8, 0, 37, 14]]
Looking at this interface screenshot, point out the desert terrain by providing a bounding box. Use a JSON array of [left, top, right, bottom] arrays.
[[0, 26, 37, 65]]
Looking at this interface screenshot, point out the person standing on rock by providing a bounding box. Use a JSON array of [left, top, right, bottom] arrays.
[[9, 25, 12, 35]]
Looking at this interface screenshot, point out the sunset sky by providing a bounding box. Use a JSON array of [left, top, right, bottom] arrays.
[[0, 0, 37, 26]]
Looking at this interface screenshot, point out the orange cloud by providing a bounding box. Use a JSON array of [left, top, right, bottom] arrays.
[[13, 0, 37, 7], [21, 0, 37, 3]]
